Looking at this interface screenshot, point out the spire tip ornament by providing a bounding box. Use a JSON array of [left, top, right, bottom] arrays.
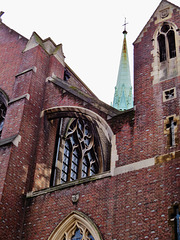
[[112, 18, 133, 111], [122, 17, 128, 34]]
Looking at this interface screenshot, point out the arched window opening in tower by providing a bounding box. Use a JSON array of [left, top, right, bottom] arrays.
[[165, 116, 177, 147], [157, 23, 176, 62], [169, 204, 180, 240], [158, 34, 166, 62], [0, 92, 8, 137]]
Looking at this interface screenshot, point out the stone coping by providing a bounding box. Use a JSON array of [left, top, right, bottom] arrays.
[[26, 171, 111, 199]]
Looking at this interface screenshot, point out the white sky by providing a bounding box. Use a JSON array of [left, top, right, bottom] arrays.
[[1, 0, 179, 104]]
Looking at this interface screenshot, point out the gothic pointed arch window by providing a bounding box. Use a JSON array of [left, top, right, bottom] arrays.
[[152, 21, 179, 84], [157, 22, 176, 62], [48, 107, 113, 187], [0, 90, 8, 137], [48, 211, 103, 240], [50, 114, 111, 186], [60, 118, 99, 184]]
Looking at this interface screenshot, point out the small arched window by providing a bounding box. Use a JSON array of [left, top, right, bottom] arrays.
[[157, 23, 176, 62], [0, 91, 8, 137], [48, 211, 103, 240]]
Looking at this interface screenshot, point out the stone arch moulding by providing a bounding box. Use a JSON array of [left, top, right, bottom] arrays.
[[42, 106, 114, 142], [48, 211, 103, 240], [0, 88, 9, 102]]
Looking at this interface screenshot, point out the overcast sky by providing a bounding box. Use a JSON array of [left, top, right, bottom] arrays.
[[1, 0, 179, 104]]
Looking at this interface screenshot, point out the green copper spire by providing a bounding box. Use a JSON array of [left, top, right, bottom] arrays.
[[113, 19, 133, 111]]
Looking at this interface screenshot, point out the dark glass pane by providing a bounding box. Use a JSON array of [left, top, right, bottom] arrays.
[[158, 34, 166, 62], [72, 162, 78, 171], [161, 24, 170, 33], [88, 233, 95, 240], [62, 164, 68, 172], [61, 141, 70, 183], [78, 119, 83, 132], [64, 146, 70, 157], [0, 94, 7, 137], [90, 164, 97, 176], [82, 157, 88, 178], [70, 134, 77, 147], [71, 228, 82, 240], [61, 171, 67, 183], [167, 30, 176, 58], [85, 126, 89, 135], [70, 171, 77, 181], [84, 136, 90, 146]]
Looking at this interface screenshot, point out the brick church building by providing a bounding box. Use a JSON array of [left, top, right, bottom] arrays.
[[0, 0, 180, 239]]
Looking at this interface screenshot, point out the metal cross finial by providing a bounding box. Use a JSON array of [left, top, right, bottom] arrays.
[[123, 18, 128, 34]]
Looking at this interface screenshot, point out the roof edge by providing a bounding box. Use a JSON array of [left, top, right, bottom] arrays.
[[133, 0, 180, 45]]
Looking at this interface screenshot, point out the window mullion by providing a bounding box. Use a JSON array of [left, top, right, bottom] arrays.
[[165, 34, 170, 60], [67, 150, 72, 182]]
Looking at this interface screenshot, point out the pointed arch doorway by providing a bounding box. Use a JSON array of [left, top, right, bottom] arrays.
[[48, 211, 103, 240]]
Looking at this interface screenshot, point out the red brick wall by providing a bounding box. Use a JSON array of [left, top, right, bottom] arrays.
[[0, 23, 27, 98], [1, 3, 180, 240], [22, 158, 180, 240], [0, 41, 50, 238]]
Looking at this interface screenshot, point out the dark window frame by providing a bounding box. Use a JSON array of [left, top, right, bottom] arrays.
[[0, 91, 8, 137], [158, 23, 176, 62]]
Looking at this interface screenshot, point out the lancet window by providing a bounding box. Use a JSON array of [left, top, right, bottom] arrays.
[[164, 115, 179, 148], [158, 23, 176, 62], [166, 117, 177, 147], [169, 204, 180, 240], [48, 211, 102, 240], [0, 92, 8, 137]]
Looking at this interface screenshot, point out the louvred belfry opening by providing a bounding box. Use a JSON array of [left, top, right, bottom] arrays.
[[158, 23, 176, 62]]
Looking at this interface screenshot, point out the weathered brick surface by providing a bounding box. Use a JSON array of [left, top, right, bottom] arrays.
[[22, 159, 180, 240], [0, 23, 27, 98], [0, 1, 180, 240]]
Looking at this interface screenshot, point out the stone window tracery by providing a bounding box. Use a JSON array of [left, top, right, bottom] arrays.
[[48, 211, 103, 240], [61, 118, 99, 184], [152, 21, 179, 84], [51, 116, 104, 186], [64, 225, 95, 240], [158, 23, 176, 62], [48, 107, 113, 188], [163, 87, 176, 102]]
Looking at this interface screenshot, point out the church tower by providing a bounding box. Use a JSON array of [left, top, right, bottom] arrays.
[[113, 20, 133, 110]]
